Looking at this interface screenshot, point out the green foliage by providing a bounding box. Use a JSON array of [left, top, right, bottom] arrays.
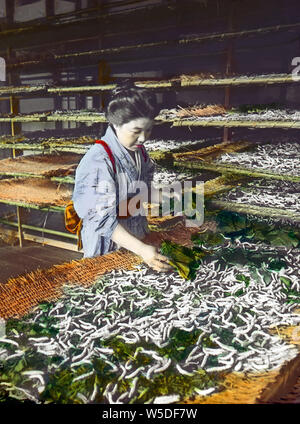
[[280, 277, 300, 305], [236, 274, 250, 288], [280, 276, 292, 290], [131, 306, 157, 319], [134, 367, 218, 403], [41, 358, 118, 404], [5, 301, 59, 340], [191, 230, 225, 247], [157, 328, 202, 362], [217, 246, 286, 271], [160, 191, 203, 221], [216, 211, 300, 248], [212, 327, 248, 353], [268, 259, 287, 271], [103, 328, 202, 363], [230, 103, 282, 114], [160, 240, 205, 280]]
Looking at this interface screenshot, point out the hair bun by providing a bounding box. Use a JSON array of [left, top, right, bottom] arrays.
[[112, 79, 135, 97]]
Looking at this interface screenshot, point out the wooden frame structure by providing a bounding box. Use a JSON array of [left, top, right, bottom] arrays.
[[0, 0, 299, 250]]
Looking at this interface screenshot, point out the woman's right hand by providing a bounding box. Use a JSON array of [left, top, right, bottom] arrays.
[[139, 244, 173, 273]]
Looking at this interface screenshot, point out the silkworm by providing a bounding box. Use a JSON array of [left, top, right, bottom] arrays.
[[9, 386, 38, 403], [0, 338, 19, 347], [76, 393, 88, 403], [1, 239, 299, 404], [234, 361, 242, 372], [175, 364, 194, 376], [145, 363, 160, 380], [22, 373, 45, 388], [115, 392, 130, 403], [73, 371, 95, 383], [194, 387, 216, 396], [37, 348, 56, 356], [5, 352, 24, 360], [210, 337, 237, 353], [153, 358, 172, 374], [202, 347, 224, 356], [118, 364, 127, 380], [125, 366, 145, 379], [72, 346, 90, 362], [207, 363, 234, 372]]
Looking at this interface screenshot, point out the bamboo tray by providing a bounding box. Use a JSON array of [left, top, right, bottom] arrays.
[[0, 177, 72, 210], [0, 153, 81, 178]]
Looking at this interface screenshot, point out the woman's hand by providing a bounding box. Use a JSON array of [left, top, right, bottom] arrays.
[[111, 224, 172, 273], [139, 244, 173, 273]]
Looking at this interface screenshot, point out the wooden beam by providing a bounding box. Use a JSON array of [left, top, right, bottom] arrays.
[[0, 218, 77, 239], [173, 160, 300, 183], [45, 0, 55, 17], [5, 0, 15, 25], [0, 227, 79, 252], [207, 200, 300, 223], [16, 206, 24, 248], [6, 21, 300, 70], [24, 233, 80, 252], [223, 0, 234, 143]]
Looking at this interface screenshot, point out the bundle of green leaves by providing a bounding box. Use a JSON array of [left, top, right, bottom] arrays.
[[160, 240, 205, 281]]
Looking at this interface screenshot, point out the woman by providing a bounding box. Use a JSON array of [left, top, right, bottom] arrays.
[[72, 83, 172, 273]]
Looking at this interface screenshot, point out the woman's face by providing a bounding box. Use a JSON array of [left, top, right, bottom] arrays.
[[114, 118, 153, 151]]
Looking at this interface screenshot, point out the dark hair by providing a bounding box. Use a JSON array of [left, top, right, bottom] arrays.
[[105, 80, 159, 127]]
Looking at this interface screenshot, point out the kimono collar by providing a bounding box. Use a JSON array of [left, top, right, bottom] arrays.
[[101, 125, 141, 179], [101, 125, 131, 161]]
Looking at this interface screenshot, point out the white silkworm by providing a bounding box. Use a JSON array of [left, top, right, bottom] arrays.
[[28, 337, 51, 342], [22, 373, 45, 387], [115, 391, 129, 404], [9, 386, 38, 403], [194, 387, 216, 396], [0, 338, 19, 347], [202, 347, 224, 356], [1, 238, 299, 404], [176, 364, 194, 376], [73, 371, 94, 383], [125, 366, 145, 379], [76, 392, 89, 403], [145, 363, 160, 380], [206, 364, 233, 372], [234, 361, 242, 372], [37, 348, 56, 356], [5, 352, 24, 360]]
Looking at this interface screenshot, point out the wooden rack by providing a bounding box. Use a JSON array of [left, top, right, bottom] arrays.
[[0, 0, 299, 250], [0, 73, 300, 96]]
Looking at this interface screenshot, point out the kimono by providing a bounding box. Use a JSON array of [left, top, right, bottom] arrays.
[[72, 125, 155, 258]]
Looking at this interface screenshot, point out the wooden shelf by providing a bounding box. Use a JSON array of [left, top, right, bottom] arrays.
[[207, 199, 300, 224], [174, 160, 300, 183], [0, 73, 299, 97], [5, 21, 300, 70]]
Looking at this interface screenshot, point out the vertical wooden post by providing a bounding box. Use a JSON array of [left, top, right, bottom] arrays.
[[96, 0, 110, 124], [98, 60, 111, 110], [9, 95, 18, 159], [6, 47, 21, 159], [16, 206, 23, 248], [75, 0, 82, 11], [93, 0, 104, 8], [223, 0, 235, 143], [6, 1, 17, 157], [45, 0, 55, 17], [5, 0, 15, 25], [5, 3, 24, 248]]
